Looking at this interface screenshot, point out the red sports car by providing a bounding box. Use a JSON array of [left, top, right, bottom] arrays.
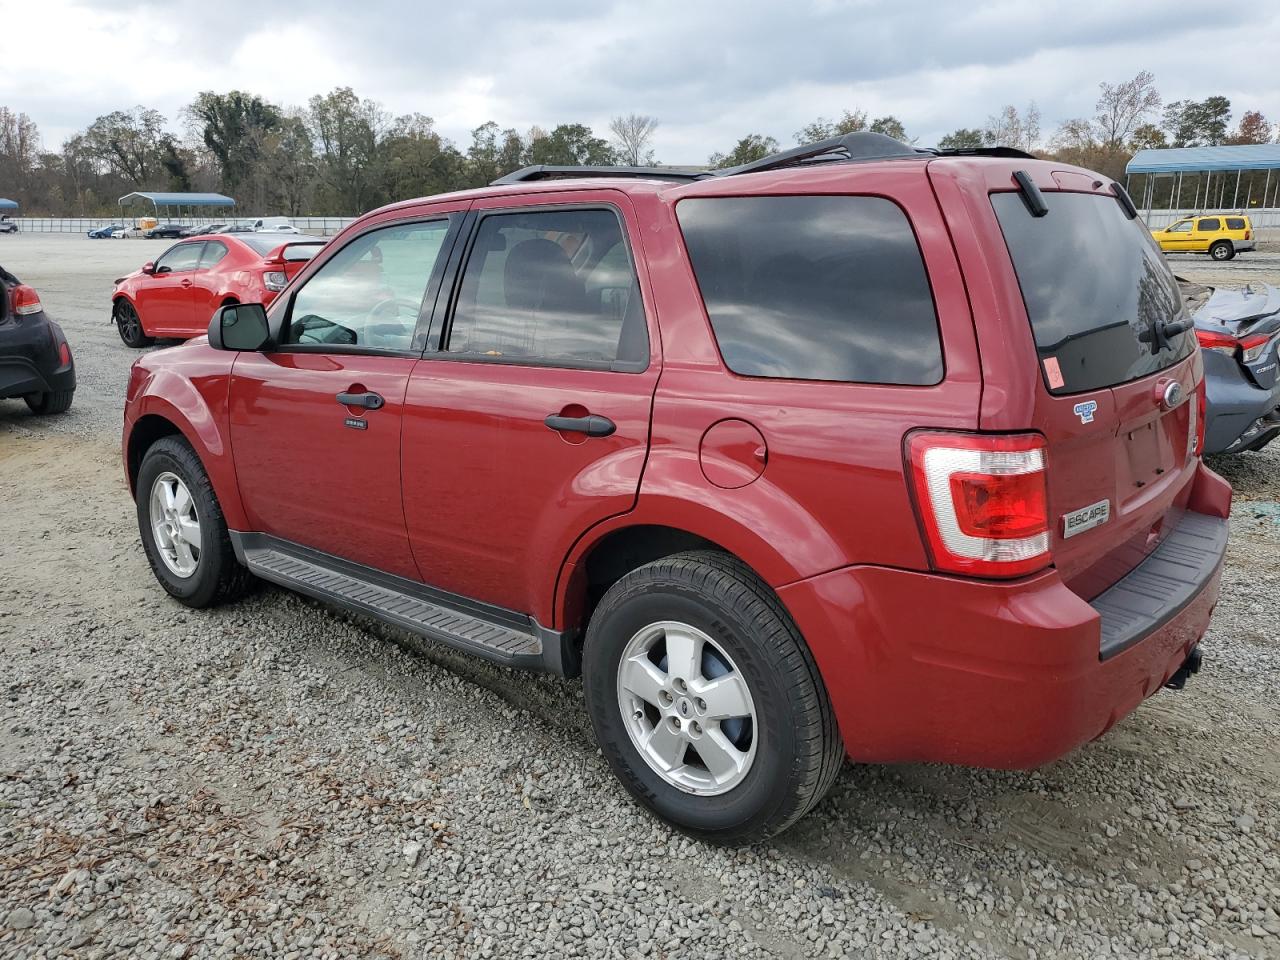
[[112, 234, 324, 347]]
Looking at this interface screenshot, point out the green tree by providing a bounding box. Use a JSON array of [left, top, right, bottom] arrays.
[[869, 116, 908, 141], [1162, 96, 1231, 147], [795, 109, 867, 144], [307, 87, 387, 213], [465, 121, 526, 184], [187, 91, 282, 193], [708, 134, 780, 168], [379, 113, 466, 200], [936, 128, 985, 150], [524, 123, 616, 166], [1129, 123, 1167, 151], [81, 107, 170, 185]]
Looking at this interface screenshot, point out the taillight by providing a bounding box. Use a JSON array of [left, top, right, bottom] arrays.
[[58, 341, 72, 366], [1197, 328, 1274, 363], [11, 284, 42, 316], [262, 270, 288, 292], [1245, 230, 1252, 240], [1240, 334, 1272, 364], [1195, 329, 1237, 355], [907, 432, 1050, 579]]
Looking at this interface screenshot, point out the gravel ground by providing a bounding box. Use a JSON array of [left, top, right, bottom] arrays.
[[1, 235, 1278, 959]]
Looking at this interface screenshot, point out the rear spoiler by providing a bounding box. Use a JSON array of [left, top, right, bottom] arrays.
[[263, 240, 325, 263]]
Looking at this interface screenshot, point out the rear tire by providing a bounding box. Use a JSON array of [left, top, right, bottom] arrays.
[[136, 436, 252, 608], [115, 298, 153, 348], [1210, 241, 1234, 261], [582, 550, 843, 843], [24, 390, 74, 415]]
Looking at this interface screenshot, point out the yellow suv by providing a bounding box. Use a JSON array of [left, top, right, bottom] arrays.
[[1151, 214, 1255, 261]]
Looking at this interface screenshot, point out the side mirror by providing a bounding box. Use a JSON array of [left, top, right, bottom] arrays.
[[141, 262, 155, 275], [209, 303, 272, 352]]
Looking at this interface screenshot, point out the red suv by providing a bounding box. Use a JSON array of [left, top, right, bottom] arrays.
[[122, 134, 1231, 842]]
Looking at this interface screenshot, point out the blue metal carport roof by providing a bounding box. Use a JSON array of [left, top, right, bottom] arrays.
[[0, 198, 17, 210], [119, 192, 235, 206], [1127, 144, 1280, 175]]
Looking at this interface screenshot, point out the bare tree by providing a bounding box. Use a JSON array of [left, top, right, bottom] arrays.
[[609, 114, 659, 165], [1093, 71, 1160, 152], [985, 102, 1040, 152]]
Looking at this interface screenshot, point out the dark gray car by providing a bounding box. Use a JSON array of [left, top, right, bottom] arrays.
[[1184, 280, 1280, 453]]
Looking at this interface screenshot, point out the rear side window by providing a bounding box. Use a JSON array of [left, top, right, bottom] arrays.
[[992, 192, 1195, 395], [1225, 217, 1247, 230], [676, 196, 942, 385], [1197, 218, 1221, 231]]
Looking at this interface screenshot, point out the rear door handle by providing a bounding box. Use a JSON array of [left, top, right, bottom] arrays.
[[336, 391, 385, 410], [544, 413, 616, 437]]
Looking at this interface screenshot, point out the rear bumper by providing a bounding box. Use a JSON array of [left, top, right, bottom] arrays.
[[1234, 241, 1256, 253], [779, 462, 1231, 769], [1203, 357, 1280, 454], [0, 317, 76, 399]]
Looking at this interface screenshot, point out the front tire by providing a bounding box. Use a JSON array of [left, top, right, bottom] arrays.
[[24, 390, 74, 414], [136, 436, 251, 607], [583, 551, 843, 843], [115, 298, 154, 348], [1210, 241, 1234, 261]]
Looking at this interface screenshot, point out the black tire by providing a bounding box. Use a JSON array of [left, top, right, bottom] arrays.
[[115, 298, 153, 348], [1209, 241, 1234, 261], [135, 436, 252, 608], [582, 550, 843, 843], [24, 389, 74, 414]]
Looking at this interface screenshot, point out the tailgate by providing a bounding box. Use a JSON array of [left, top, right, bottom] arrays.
[[987, 183, 1201, 600]]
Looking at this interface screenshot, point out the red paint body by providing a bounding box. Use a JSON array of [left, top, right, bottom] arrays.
[[122, 156, 1231, 770], [114, 235, 319, 339]]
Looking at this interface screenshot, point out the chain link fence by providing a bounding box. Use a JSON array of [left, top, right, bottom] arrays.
[[4, 216, 357, 236]]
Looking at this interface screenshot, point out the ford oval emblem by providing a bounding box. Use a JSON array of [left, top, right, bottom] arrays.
[[1162, 381, 1183, 409]]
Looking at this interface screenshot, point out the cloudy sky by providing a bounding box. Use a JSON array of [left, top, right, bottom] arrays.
[[2, 0, 1278, 161]]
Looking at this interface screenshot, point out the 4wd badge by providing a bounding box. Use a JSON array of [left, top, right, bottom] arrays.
[[1073, 400, 1098, 424]]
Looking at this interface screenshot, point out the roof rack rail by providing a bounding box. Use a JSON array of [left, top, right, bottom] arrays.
[[711, 132, 924, 178], [928, 145, 1037, 160], [491, 165, 707, 186]]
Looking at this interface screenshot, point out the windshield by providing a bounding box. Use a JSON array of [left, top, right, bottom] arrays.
[[992, 191, 1195, 394]]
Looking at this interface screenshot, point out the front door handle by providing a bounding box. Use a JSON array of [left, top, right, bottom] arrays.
[[336, 391, 385, 410], [544, 413, 615, 437], [180, 278, 193, 287]]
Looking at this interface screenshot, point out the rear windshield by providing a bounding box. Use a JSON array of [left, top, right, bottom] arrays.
[[239, 236, 322, 258], [676, 195, 942, 385], [992, 191, 1194, 394]]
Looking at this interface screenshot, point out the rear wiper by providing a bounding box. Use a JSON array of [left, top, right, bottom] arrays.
[[1138, 317, 1193, 353]]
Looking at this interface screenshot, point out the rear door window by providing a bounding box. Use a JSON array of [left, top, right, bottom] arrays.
[[1196, 218, 1221, 232], [992, 191, 1195, 394], [445, 208, 647, 369], [676, 195, 942, 384]]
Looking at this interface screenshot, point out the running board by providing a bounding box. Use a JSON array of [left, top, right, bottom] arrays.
[[229, 533, 576, 674]]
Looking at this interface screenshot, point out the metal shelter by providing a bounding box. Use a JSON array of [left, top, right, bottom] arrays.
[[1125, 145, 1280, 227], [0, 198, 17, 210], [117, 191, 235, 224]]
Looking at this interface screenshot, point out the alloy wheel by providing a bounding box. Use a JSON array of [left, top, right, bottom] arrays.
[[149, 471, 201, 578], [616, 620, 758, 795]]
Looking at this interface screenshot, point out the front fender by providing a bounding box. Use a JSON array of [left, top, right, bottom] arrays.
[[125, 361, 246, 530]]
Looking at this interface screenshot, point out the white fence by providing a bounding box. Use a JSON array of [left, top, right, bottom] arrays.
[[5, 216, 357, 236]]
